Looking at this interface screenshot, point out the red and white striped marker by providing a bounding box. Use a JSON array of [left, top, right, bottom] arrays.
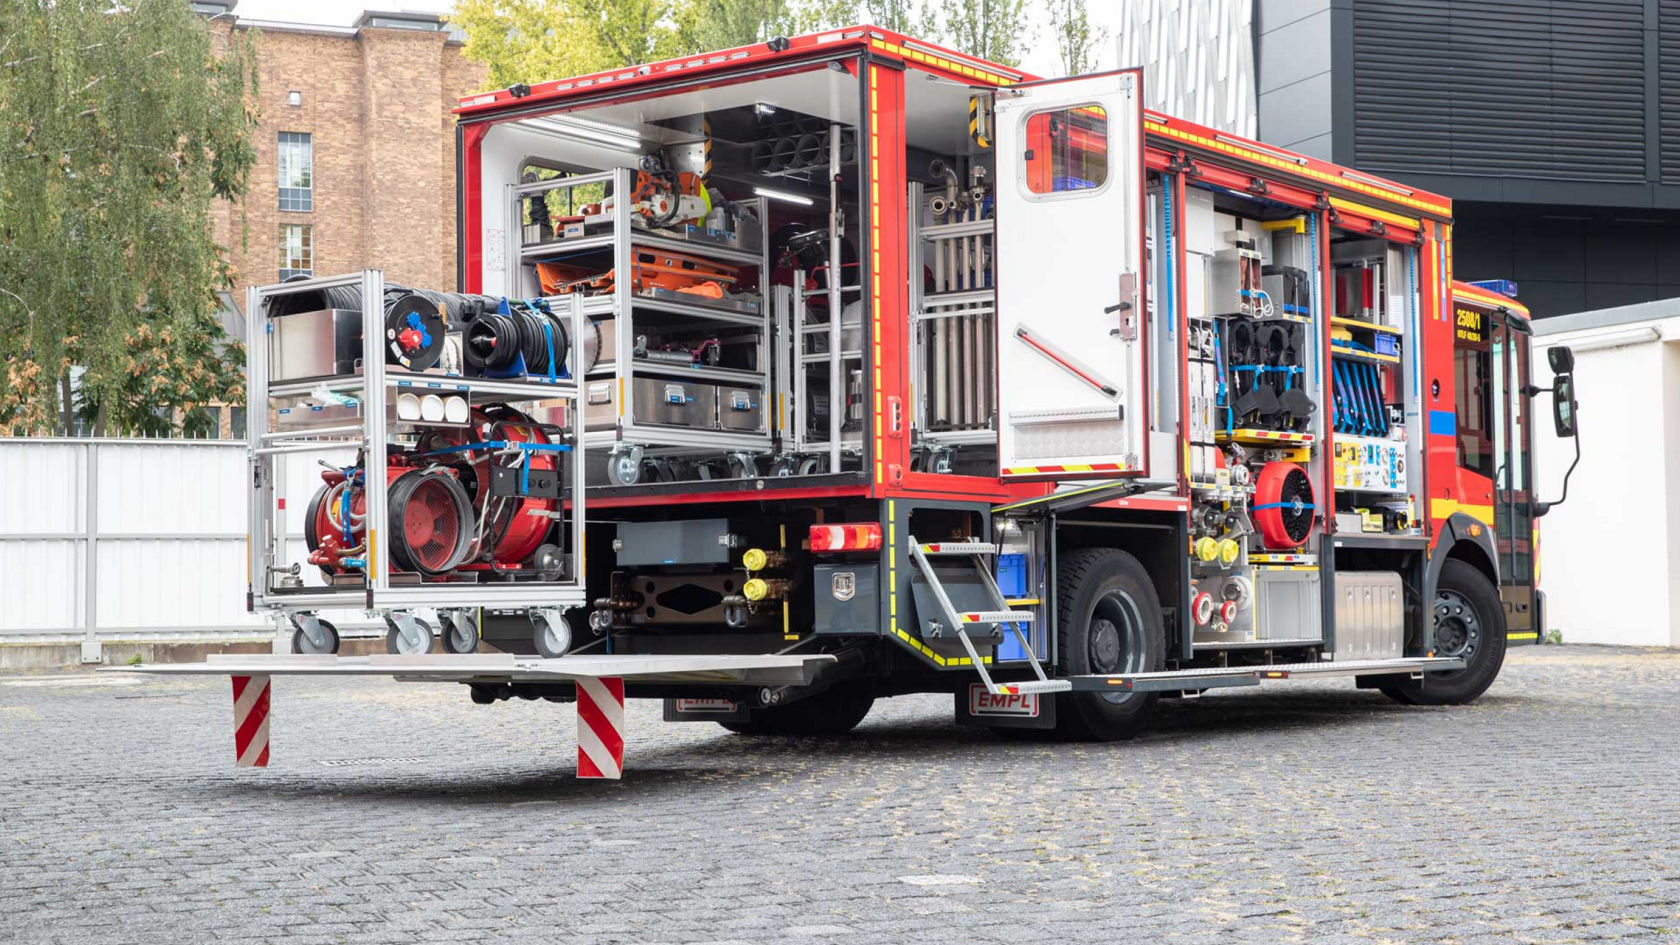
[[575, 676, 625, 779], [231, 674, 271, 768]]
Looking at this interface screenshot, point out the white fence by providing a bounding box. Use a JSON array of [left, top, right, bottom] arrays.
[[0, 437, 370, 647]]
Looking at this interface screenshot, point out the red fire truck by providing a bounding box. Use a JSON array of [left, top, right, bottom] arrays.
[[139, 27, 1583, 773]]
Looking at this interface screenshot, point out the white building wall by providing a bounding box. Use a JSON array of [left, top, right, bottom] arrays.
[[1532, 316, 1680, 647], [1117, 0, 1257, 137]]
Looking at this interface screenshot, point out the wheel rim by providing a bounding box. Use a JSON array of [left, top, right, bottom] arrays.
[[1433, 588, 1482, 661], [448, 615, 476, 652], [1089, 590, 1147, 704]]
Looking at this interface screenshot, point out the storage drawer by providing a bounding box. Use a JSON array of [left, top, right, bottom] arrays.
[[632, 377, 717, 429], [717, 385, 765, 433], [583, 380, 619, 430]]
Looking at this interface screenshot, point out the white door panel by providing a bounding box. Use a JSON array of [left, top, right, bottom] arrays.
[[994, 70, 1146, 480]]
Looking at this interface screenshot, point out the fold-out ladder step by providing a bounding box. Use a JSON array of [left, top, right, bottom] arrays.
[[993, 679, 1073, 695], [918, 541, 1001, 555], [960, 610, 1035, 625]]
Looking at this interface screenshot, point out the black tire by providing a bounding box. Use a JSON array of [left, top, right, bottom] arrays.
[[1053, 548, 1166, 741], [1375, 558, 1507, 706], [385, 617, 434, 655], [290, 618, 339, 655], [441, 611, 479, 654], [718, 687, 875, 736]]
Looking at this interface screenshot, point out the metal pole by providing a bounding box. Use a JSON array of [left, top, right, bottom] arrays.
[[828, 123, 843, 470], [80, 440, 100, 663]]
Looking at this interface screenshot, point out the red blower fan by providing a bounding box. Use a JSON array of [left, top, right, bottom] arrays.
[[304, 459, 475, 577], [1252, 461, 1316, 550], [416, 405, 560, 571]]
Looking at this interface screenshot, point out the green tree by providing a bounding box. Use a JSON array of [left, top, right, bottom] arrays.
[[867, 0, 935, 35], [449, 0, 683, 88], [0, 0, 257, 436], [1043, 0, 1104, 76], [938, 0, 1029, 66]]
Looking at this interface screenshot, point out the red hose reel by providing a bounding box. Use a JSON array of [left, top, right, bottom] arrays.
[[1252, 461, 1316, 550], [304, 460, 474, 576], [417, 405, 559, 570]]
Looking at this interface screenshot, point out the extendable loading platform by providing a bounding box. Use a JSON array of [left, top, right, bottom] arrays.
[[116, 652, 833, 779]]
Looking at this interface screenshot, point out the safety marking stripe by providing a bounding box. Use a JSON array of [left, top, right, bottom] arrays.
[[868, 39, 1016, 85], [1144, 117, 1452, 218], [1454, 287, 1530, 316], [1429, 499, 1494, 523], [231, 674, 270, 768], [576, 676, 625, 780], [868, 65, 886, 486], [1508, 632, 1539, 641], [1003, 463, 1127, 476]]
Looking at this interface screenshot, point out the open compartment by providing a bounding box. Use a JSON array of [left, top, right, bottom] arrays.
[[470, 59, 867, 486]]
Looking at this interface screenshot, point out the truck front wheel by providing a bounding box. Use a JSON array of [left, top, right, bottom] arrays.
[[1054, 548, 1166, 741], [1374, 558, 1507, 706]]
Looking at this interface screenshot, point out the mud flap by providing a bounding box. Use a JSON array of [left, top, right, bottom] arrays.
[[954, 681, 1057, 729]]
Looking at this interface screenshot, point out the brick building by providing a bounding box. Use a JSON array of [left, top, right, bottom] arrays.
[[198, 5, 487, 308]]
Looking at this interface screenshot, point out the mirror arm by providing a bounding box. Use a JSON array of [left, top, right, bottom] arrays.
[[1534, 428, 1580, 518], [1522, 383, 1550, 398]]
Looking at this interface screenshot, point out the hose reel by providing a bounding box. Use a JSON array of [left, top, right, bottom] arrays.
[[1252, 461, 1316, 549]]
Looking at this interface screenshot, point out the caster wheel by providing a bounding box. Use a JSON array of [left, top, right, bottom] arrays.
[[441, 612, 479, 654], [727, 456, 756, 478], [607, 452, 642, 486], [385, 617, 434, 655], [769, 458, 795, 477], [531, 543, 565, 581], [797, 456, 825, 476], [532, 611, 572, 659], [290, 618, 339, 655]]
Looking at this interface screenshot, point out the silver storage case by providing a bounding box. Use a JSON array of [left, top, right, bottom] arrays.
[[1331, 570, 1405, 660], [270, 309, 363, 381], [583, 380, 618, 431], [717, 385, 765, 433], [634, 377, 717, 429], [1254, 567, 1323, 643]]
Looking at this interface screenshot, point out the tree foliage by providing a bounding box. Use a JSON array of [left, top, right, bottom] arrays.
[[1043, 0, 1104, 76], [937, 0, 1029, 67], [0, 0, 257, 435], [450, 0, 686, 88]]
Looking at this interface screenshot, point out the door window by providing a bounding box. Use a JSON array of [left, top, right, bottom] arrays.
[[1022, 105, 1108, 195]]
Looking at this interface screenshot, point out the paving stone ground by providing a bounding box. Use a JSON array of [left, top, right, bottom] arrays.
[[2, 644, 1677, 945]]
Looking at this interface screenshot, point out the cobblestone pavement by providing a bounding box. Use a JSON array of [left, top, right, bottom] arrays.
[[2, 644, 1677, 945]]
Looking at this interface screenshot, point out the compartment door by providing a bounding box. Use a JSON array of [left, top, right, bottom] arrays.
[[993, 70, 1147, 480]]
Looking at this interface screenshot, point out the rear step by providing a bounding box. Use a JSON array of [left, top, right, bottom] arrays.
[[908, 535, 1071, 696], [1066, 656, 1465, 693]]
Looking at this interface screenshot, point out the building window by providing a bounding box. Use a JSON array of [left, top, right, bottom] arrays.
[[277, 131, 313, 212], [287, 90, 302, 107], [279, 224, 313, 281]]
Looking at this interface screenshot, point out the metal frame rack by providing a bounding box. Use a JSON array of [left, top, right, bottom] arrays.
[[906, 180, 997, 470], [245, 270, 588, 621], [513, 168, 773, 483]]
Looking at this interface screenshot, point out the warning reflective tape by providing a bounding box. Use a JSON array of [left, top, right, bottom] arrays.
[[231, 674, 270, 768], [1004, 463, 1127, 476], [576, 676, 625, 780]]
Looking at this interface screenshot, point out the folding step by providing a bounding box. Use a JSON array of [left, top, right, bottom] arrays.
[[917, 540, 1001, 556], [993, 678, 1073, 695], [959, 610, 1035, 625]]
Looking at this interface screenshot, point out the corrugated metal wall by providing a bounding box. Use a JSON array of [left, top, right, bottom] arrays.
[[1118, 0, 1258, 137], [1351, 0, 1649, 181], [0, 438, 365, 643]]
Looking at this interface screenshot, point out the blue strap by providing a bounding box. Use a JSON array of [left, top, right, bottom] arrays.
[[1252, 502, 1317, 511], [423, 440, 572, 455]]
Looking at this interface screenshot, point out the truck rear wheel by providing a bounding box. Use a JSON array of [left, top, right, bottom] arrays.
[[1374, 558, 1507, 706], [718, 687, 875, 736], [1053, 548, 1165, 741]]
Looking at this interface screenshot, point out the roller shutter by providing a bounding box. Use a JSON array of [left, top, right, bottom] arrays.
[[1352, 0, 1647, 183]]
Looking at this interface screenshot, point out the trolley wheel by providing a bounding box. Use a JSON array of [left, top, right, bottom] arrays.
[[1050, 548, 1165, 741], [532, 611, 572, 659], [1369, 558, 1508, 706], [290, 618, 339, 655], [769, 457, 795, 477], [726, 455, 756, 479], [796, 456, 825, 476], [718, 687, 874, 736], [441, 611, 479, 655], [607, 451, 642, 486], [385, 617, 434, 655]]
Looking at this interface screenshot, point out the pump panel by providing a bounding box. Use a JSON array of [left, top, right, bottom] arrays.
[[993, 70, 1147, 480]]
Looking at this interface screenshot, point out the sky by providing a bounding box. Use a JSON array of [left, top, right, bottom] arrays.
[[227, 1, 1129, 79]]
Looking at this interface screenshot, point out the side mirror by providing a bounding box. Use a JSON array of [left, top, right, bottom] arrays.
[[1552, 373, 1577, 438], [1547, 345, 1575, 375]]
